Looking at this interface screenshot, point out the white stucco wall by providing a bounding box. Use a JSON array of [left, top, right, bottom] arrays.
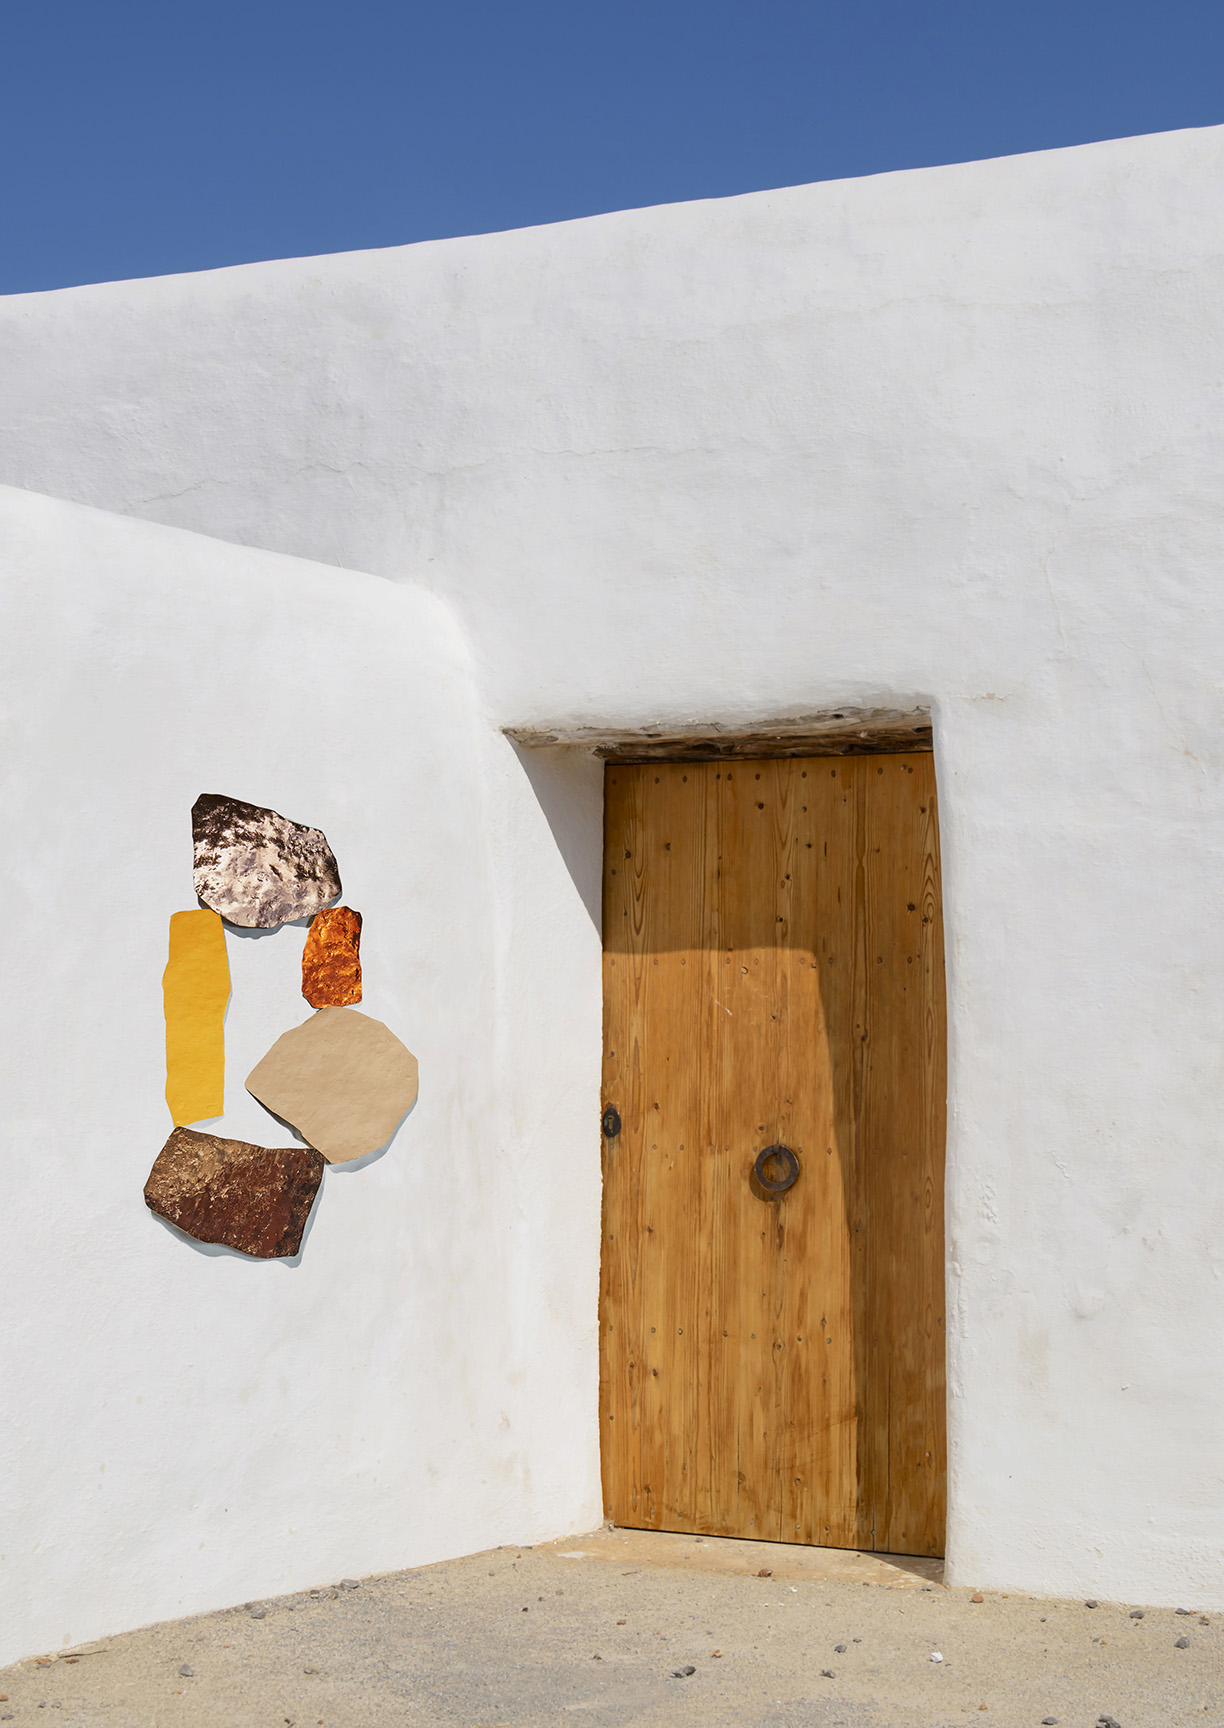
[[0, 485, 603, 1667], [2, 121, 1224, 1619]]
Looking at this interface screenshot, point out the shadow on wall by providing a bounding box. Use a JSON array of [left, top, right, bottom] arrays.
[[508, 740, 605, 935]]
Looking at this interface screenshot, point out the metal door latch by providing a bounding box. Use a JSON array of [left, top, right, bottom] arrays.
[[753, 1143, 800, 1195]]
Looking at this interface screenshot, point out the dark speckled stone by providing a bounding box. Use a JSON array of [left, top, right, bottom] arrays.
[[145, 1128, 324, 1258], [192, 793, 341, 929]]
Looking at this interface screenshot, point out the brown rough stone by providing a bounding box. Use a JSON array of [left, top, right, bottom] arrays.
[[302, 906, 363, 1007], [144, 1127, 325, 1258], [192, 793, 342, 929]]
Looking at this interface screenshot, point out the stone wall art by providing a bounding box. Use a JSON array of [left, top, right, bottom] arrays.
[[163, 909, 231, 1126], [192, 793, 342, 928], [301, 905, 362, 1007], [146, 1128, 325, 1259], [145, 795, 418, 1259], [246, 1007, 419, 1164]]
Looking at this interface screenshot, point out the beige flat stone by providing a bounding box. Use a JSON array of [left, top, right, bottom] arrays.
[[245, 1007, 418, 1164]]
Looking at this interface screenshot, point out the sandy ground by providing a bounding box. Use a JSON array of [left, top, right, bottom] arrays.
[[2, 1527, 1220, 1727]]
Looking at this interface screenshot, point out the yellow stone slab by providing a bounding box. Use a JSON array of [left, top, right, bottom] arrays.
[[163, 909, 231, 1126]]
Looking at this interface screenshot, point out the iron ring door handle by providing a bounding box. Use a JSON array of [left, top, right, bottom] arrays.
[[753, 1144, 800, 1195]]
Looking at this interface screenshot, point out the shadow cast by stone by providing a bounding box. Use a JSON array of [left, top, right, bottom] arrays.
[[211, 909, 316, 939], [249, 1092, 418, 1173], [326, 1094, 419, 1173], [249, 1097, 313, 1149]]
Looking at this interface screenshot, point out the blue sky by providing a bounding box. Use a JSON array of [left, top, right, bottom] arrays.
[[3, 0, 1223, 295]]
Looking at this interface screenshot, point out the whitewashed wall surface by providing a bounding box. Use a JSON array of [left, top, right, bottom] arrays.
[[0, 487, 603, 1666], [3, 120, 1224, 1656]]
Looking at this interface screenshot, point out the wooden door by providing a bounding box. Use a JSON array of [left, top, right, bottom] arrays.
[[600, 754, 946, 1556]]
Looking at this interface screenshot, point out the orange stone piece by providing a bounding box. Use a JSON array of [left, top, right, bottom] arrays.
[[302, 905, 363, 1007]]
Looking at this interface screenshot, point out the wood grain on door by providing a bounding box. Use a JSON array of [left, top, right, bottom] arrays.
[[600, 755, 946, 1556]]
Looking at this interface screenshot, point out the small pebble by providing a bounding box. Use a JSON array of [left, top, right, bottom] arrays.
[[1129, 1609, 1144, 1620], [672, 1665, 696, 1678], [757, 1568, 772, 1578], [1042, 1718, 1059, 1725], [616, 1618, 626, 1625], [1097, 1716, 1122, 1728], [339, 1579, 360, 1590], [1175, 1636, 1190, 1649], [711, 1650, 722, 1658], [930, 1651, 943, 1663], [178, 1664, 194, 1677], [1175, 1607, 1192, 1616], [971, 1592, 984, 1603], [249, 1609, 266, 1619], [834, 1642, 846, 1652], [820, 1669, 835, 1678], [1085, 1599, 1098, 1609]]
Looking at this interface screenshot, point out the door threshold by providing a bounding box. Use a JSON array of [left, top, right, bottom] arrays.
[[542, 1526, 944, 1589]]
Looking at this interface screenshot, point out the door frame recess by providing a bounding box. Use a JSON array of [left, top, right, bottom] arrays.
[[504, 702, 948, 1555]]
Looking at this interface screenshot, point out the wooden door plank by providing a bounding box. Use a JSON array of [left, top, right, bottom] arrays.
[[601, 766, 715, 1532], [845, 754, 947, 1555], [708, 761, 857, 1545]]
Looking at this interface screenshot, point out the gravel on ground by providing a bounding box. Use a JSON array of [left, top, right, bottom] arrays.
[[1, 1528, 1219, 1727]]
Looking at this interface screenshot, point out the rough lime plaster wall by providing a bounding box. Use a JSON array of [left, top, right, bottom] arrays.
[[0, 486, 602, 1666], [2, 124, 1224, 1614]]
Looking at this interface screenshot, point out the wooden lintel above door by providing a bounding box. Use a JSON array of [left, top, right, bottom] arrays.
[[506, 707, 932, 763]]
